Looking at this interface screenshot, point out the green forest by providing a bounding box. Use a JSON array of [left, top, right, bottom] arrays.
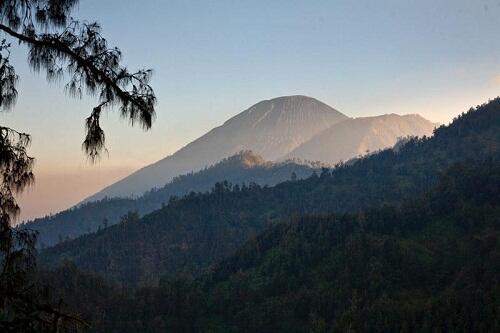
[[39, 154, 500, 332]]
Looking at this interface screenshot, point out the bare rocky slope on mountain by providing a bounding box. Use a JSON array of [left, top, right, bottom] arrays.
[[84, 95, 348, 202], [285, 114, 438, 164]]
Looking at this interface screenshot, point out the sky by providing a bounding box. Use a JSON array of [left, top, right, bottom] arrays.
[[2, 0, 500, 221]]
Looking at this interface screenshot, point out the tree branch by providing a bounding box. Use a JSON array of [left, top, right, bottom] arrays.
[[0, 23, 153, 123]]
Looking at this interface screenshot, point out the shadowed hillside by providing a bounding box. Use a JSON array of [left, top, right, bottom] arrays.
[[22, 151, 317, 247], [38, 158, 500, 332]]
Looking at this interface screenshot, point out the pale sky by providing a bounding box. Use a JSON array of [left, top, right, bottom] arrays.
[[2, 0, 500, 221]]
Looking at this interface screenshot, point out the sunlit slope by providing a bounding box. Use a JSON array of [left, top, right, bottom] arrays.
[[285, 114, 437, 164], [84, 96, 348, 201]]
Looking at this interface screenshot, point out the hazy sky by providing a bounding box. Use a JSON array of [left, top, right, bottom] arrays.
[[2, 0, 500, 221]]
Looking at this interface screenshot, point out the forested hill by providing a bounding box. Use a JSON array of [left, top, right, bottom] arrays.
[[40, 98, 500, 287], [198, 159, 500, 332], [21, 151, 317, 247], [40, 158, 500, 332]]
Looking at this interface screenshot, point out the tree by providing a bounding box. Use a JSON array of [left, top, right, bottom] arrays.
[[0, 1, 156, 160], [0, 1, 156, 331]]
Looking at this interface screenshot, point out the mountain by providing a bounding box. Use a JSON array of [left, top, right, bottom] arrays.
[[24, 96, 436, 249], [40, 98, 500, 287], [21, 151, 318, 247], [84, 96, 348, 201], [286, 114, 438, 164]]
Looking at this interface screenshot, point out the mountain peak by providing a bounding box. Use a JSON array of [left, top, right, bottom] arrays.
[[222, 95, 348, 143], [82, 96, 435, 203], [83, 96, 349, 202], [241, 95, 344, 119], [262, 95, 329, 104]]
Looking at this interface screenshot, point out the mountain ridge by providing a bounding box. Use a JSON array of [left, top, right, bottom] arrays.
[[83, 95, 437, 203], [284, 113, 438, 164], [22, 151, 318, 247]]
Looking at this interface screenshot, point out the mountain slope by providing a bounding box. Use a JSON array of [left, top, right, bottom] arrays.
[[285, 114, 437, 164], [85, 96, 348, 201], [22, 151, 317, 247], [192, 159, 500, 332], [40, 98, 500, 287]]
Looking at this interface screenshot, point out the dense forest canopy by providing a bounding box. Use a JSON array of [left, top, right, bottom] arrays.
[[38, 157, 500, 332]]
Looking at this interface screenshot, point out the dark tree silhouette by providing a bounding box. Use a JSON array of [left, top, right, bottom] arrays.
[[0, 1, 156, 331], [0, 0, 156, 159]]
